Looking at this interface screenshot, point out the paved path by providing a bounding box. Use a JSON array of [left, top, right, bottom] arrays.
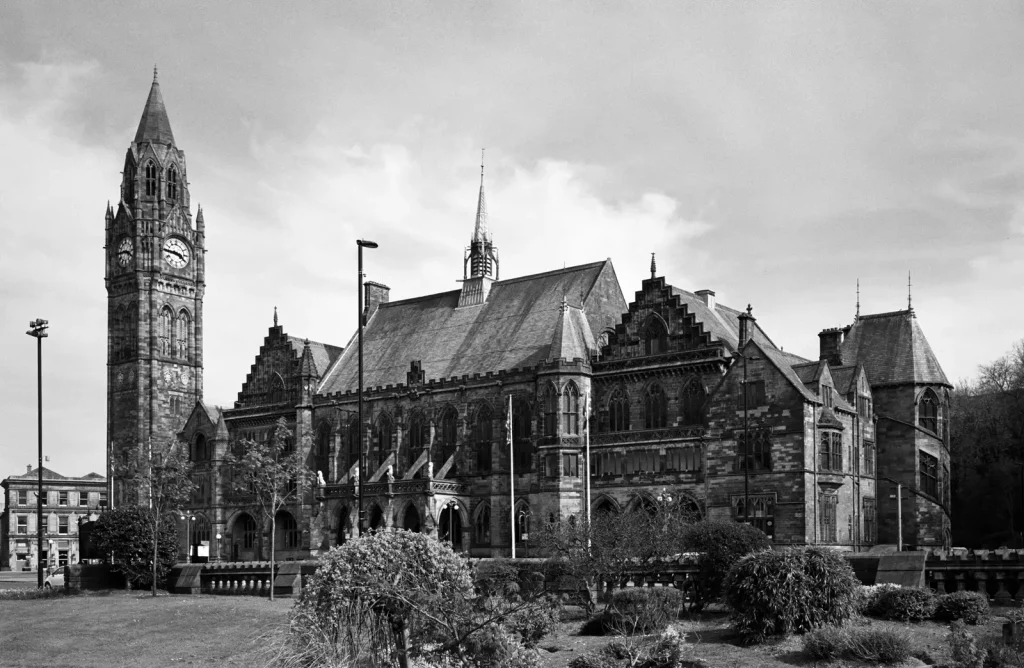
[[0, 571, 42, 590]]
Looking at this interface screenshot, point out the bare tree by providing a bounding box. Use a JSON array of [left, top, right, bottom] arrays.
[[111, 438, 195, 596], [226, 417, 314, 600]]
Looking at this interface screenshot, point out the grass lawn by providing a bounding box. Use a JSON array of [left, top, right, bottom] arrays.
[[1, 591, 1017, 667], [0, 591, 292, 668]]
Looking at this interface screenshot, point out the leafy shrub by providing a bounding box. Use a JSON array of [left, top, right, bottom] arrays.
[[679, 520, 770, 610], [802, 626, 850, 661], [936, 591, 990, 624], [474, 558, 522, 598], [847, 628, 913, 665], [579, 614, 607, 636], [504, 598, 559, 647], [856, 583, 903, 616], [722, 547, 860, 642], [461, 625, 539, 668], [947, 620, 985, 668], [874, 587, 937, 622], [604, 587, 684, 635], [639, 624, 702, 668], [91, 505, 178, 590]]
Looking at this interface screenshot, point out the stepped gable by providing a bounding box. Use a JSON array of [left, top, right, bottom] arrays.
[[840, 309, 949, 387], [236, 323, 343, 408], [318, 260, 626, 394], [669, 287, 778, 353]]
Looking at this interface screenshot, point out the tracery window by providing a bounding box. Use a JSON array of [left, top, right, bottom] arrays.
[[408, 414, 428, 472], [315, 423, 331, 482], [159, 307, 174, 356], [167, 165, 179, 201], [863, 497, 876, 543], [240, 514, 257, 549], [144, 161, 157, 197], [735, 496, 774, 537], [643, 317, 668, 355], [433, 407, 459, 474], [919, 389, 939, 434], [346, 419, 361, 473], [679, 377, 706, 426], [561, 383, 580, 436], [474, 405, 493, 473], [277, 512, 301, 549], [819, 431, 842, 472], [920, 450, 938, 498], [512, 399, 533, 472], [175, 309, 190, 360], [607, 388, 630, 432], [736, 427, 772, 471], [643, 384, 667, 429], [371, 415, 393, 474], [543, 384, 558, 437]]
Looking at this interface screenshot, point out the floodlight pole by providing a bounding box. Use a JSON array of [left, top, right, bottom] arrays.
[[356, 239, 378, 537], [26, 318, 48, 587]]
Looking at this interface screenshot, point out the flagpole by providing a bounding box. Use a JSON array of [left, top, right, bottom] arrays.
[[509, 393, 516, 559]]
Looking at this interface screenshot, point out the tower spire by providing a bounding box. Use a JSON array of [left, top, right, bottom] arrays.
[[907, 271, 912, 312], [650, 253, 656, 279], [134, 68, 176, 146], [274, 305, 278, 327], [473, 148, 488, 243]]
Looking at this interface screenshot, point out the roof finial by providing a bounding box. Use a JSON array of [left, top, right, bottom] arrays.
[[273, 305, 278, 327], [856, 278, 860, 321], [650, 252, 656, 279], [907, 271, 912, 312], [480, 148, 485, 187], [153, 65, 158, 83], [746, 304, 753, 317]]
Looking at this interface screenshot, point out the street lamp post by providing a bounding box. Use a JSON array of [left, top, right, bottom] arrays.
[[517, 509, 530, 557], [443, 499, 460, 549], [26, 318, 48, 587], [356, 239, 378, 537], [180, 513, 195, 563]]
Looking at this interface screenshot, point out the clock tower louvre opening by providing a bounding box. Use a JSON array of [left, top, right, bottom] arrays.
[[105, 72, 205, 508]]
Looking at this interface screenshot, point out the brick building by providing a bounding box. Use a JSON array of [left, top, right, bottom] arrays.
[[0, 467, 107, 571], [107, 75, 951, 562]]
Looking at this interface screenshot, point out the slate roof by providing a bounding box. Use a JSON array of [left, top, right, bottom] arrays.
[[134, 76, 176, 146], [669, 288, 778, 353], [318, 260, 626, 394], [288, 337, 342, 377], [829, 366, 858, 395], [840, 310, 950, 387], [6, 467, 105, 482]]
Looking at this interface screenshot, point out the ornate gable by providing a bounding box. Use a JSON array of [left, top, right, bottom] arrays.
[[235, 325, 302, 408]]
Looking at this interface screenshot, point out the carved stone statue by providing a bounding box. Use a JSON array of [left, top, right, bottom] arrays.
[[427, 461, 434, 479], [317, 470, 326, 487], [386, 465, 394, 484]]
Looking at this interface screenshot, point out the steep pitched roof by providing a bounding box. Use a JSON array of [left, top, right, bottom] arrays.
[[319, 260, 626, 394], [288, 336, 342, 376], [134, 75, 176, 146], [749, 342, 819, 403], [840, 310, 950, 387], [669, 288, 778, 353]]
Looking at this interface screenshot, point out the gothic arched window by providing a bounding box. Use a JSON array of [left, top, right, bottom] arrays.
[[315, 423, 331, 482], [126, 303, 138, 358], [474, 503, 491, 546], [562, 382, 580, 436], [144, 161, 157, 197], [192, 434, 209, 462], [474, 405, 493, 473], [512, 398, 533, 472], [275, 511, 301, 550], [543, 384, 559, 437], [433, 407, 459, 474], [607, 388, 630, 432], [643, 384, 668, 429], [643, 317, 668, 356], [167, 165, 179, 201], [159, 307, 174, 356], [371, 415, 393, 474], [176, 309, 191, 361], [346, 419, 361, 473], [268, 373, 285, 404], [408, 414, 428, 472], [680, 378, 706, 426], [919, 388, 940, 435]]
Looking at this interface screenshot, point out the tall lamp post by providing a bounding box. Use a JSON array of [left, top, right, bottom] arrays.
[[443, 499, 460, 550], [179, 513, 195, 563], [27, 318, 48, 587], [517, 509, 531, 557], [356, 239, 378, 537]]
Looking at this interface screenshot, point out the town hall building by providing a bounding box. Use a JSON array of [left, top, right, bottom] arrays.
[[105, 74, 952, 562]]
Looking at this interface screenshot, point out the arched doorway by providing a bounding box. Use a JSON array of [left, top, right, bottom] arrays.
[[402, 505, 421, 533], [336, 506, 351, 546], [438, 504, 463, 551], [275, 511, 301, 556], [189, 515, 212, 563], [369, 504, 385, 531], [231, 513, 258, 562]]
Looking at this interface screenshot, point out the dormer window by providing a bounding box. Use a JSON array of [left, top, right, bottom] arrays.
[[144, 161, 157, 197], [167, 165, 179, 201], [822, 386, 833, 408]]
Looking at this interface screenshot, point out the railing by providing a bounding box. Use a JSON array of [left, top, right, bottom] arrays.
[[319, 479, 468, 499], [925, 549, 1024, 605]]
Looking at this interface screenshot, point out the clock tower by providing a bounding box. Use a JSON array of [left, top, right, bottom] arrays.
[[105, 70, 205, 505]]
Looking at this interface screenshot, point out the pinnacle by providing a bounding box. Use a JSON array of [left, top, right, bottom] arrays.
[[134, 72, 176, 147]]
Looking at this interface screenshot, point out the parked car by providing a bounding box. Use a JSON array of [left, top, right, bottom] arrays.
[[43, 567, 64, 589]]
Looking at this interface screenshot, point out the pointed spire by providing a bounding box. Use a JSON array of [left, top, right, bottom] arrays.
[[273, 305, 278, 327], [299, 338, 319, 378], [650, 253, 656, 279], [473, 148, 488, 242], [195, 204, 204, 231], [908, 271, 914, 315], [134, 68, 176, 146], [855, 278, 860, 321]]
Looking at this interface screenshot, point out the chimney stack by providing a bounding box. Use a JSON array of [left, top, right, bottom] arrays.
[[695, 289, 716, 310], [27, 465, 32, 473], [364, 281, 390, 322], [818, 327, 845, 366]]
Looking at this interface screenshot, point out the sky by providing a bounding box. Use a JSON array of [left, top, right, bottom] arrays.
[[2, 1, 1023, 481]]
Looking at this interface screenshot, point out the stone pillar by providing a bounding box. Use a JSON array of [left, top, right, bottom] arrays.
[[996, 573, 1013, 606]]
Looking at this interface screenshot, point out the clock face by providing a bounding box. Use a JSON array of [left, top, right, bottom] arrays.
[[162, 237, 191, 268], [117, 237, 134, 267]]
